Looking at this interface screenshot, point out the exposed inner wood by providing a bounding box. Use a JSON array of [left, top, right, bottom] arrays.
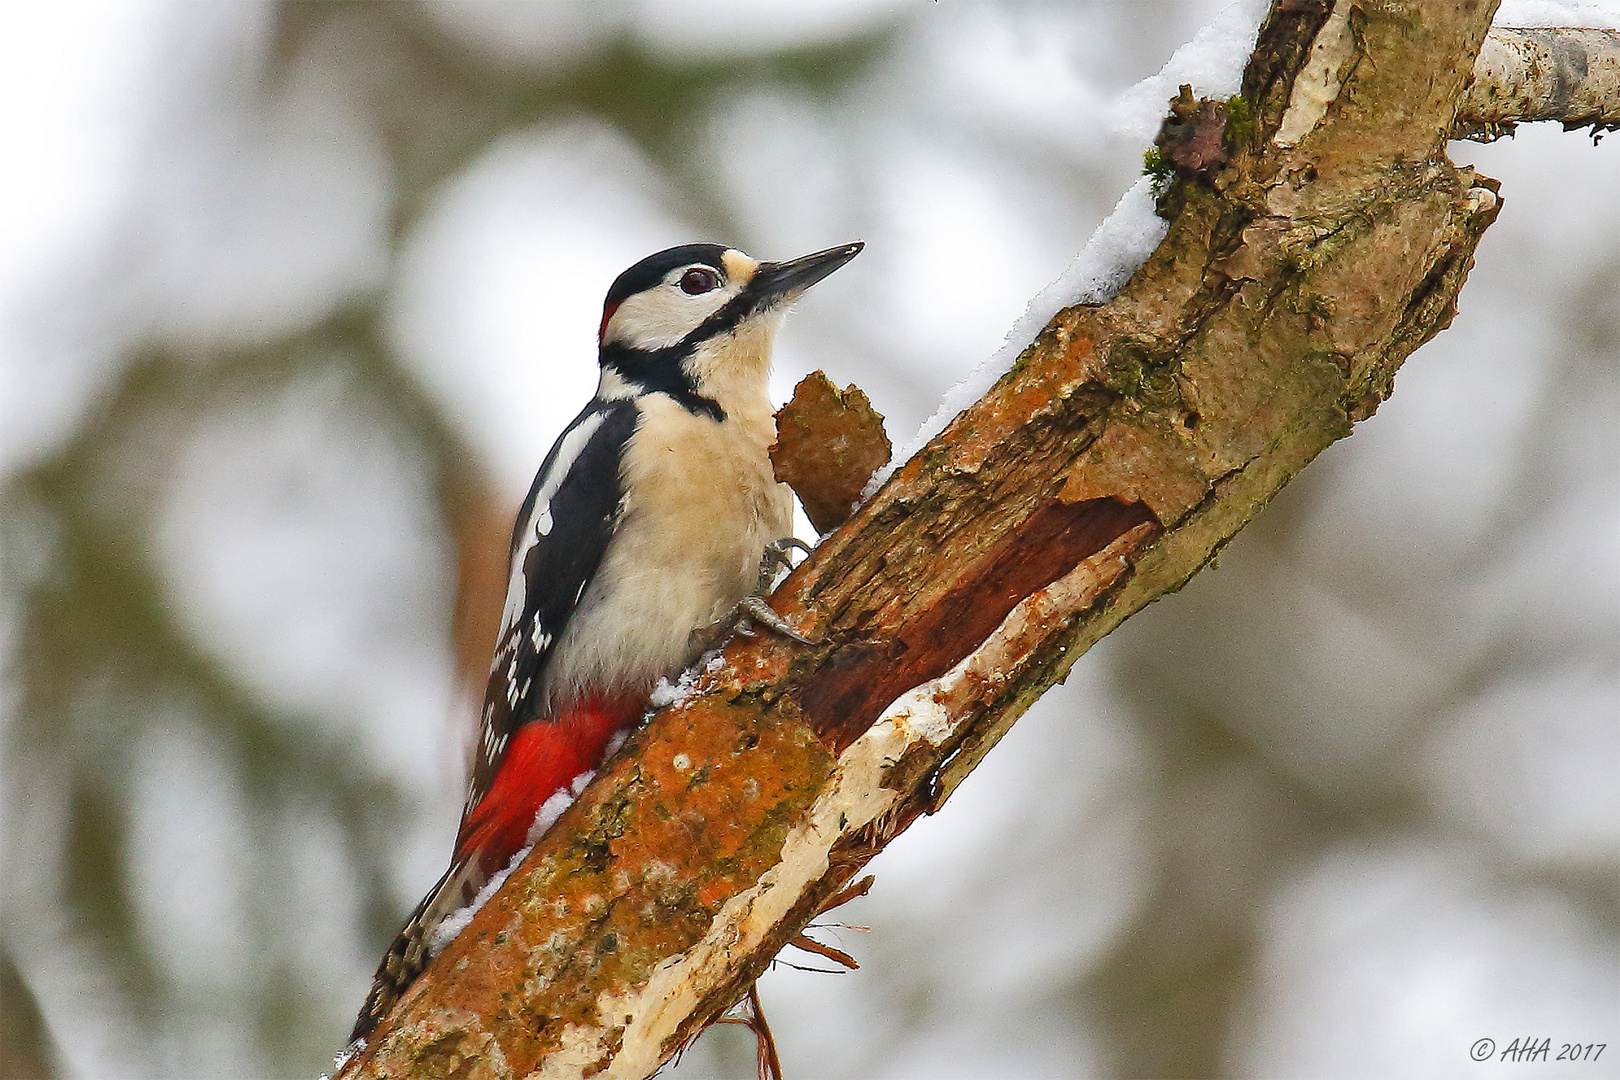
[[797, 495, 1157, 751]]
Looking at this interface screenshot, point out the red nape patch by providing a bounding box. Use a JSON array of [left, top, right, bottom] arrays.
[[598, 301, 620, 344], [454, 696, 642, 876]]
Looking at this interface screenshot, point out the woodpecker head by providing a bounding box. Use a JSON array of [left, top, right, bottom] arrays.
[[597, 242, 862, 414]]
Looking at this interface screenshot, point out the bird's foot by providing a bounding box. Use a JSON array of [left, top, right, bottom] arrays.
[[735, 538, 817, 644], [756, 537, 813, 592], [735, 596, 815, 644]]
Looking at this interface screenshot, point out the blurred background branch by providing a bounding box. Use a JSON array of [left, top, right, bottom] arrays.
[[2, 3, 1615, 1078]]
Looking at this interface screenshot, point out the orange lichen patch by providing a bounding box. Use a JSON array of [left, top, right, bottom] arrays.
[[926, 330, 1103, 480], [623, 700, 805, 869], [363, 690, 837, 1078], [696, 878, 732, 909], [1060, 416, 1211, 525], [864, 330, 1103, 507]]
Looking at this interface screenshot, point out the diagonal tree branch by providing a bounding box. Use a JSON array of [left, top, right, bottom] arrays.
[[337, 3, 1615, 1077]]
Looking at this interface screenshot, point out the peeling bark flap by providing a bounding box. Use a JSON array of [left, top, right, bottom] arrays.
[[772, 372, 893, 534]]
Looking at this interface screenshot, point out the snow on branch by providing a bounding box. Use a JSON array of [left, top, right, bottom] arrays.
[[872, 17, 1616, 504]]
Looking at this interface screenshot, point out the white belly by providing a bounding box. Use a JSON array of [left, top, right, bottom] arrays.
[[543, 391, 793, 705]]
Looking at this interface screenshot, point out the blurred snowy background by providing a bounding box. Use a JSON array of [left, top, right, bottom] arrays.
[[2, 2, 1616, 1078]]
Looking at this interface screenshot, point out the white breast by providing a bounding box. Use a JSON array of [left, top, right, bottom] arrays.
[[542, 386, 793, 706]]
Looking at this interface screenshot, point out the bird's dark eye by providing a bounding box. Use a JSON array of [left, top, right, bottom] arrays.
[[679, 267, 720, 295]]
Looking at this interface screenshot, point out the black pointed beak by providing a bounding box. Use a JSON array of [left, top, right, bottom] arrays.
[[749, 242, 864, 308]]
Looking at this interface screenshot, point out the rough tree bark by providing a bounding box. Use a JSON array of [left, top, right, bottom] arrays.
[[339, 5, 1617, 1078]]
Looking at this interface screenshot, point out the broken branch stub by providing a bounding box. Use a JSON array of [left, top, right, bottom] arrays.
[[341, 3, 1519, 1077], [1156, 84, 1233, 176]]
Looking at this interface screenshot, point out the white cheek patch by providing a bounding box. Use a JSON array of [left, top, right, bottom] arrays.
[[603, 277, 742, 350]]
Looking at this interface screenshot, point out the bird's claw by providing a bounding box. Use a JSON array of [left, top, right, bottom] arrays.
[[738, 596, 816, 645], [755, 537, 813, 593], [738, 538, 818, 644]]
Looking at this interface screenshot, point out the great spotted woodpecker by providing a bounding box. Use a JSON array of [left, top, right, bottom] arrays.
[[351, 241, 863, 1042]]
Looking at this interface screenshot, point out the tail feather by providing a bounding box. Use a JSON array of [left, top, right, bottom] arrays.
[[350, 857, 483, 1044], [349, 701, 644, 1043]]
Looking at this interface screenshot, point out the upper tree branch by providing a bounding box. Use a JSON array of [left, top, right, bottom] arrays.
[[335, 3, 1602, 1077], [1458, 27, 1620, 139]]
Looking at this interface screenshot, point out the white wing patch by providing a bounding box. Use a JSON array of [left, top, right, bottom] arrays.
[[498, 410, 608, 639], [481, 727, 508, 764]]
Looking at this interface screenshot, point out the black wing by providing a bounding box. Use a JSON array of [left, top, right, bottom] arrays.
[[465, 398, 638, 817]]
